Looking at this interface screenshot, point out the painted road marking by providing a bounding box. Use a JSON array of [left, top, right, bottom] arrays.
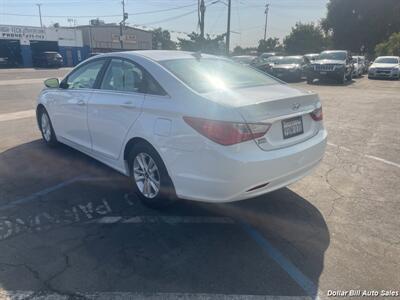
[[0, 175, 87, 211], [0, 175, 319, 299], [240, 222, 321, 300], [0, 291, 312, 300], [0, 110, 35, 122], [327, 142, 400, 169]]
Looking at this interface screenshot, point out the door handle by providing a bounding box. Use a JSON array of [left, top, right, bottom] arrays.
[[77, 100, 85, 106]]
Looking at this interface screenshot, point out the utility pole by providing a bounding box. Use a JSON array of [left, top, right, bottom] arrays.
[[36, 3, 43, 28], [120, 0, 127, 49], [263, 3, 270, 41], [226, 0, 231, 56], [199, 0, 206, 39]]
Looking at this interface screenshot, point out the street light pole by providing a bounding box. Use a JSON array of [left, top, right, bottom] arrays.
[[36, 3, 43, 28], [199, 0, 206, 40], [120, 0, 126, 49], [264, 3, 270, 41], [226, 0, 231, 56]]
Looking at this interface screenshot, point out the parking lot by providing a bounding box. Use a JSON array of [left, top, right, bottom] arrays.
[[0, 68, 399, 299]]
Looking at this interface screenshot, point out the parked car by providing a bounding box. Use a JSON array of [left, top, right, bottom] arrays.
[[37, 50, 327, 208], [231, 55, 257, 66], [352, 56, 363, 77], [354, 55, 367, 74], [304, 53, 319, 62], [368, 56, 400, 80], [33, 51, 64, 68], [0, 56, 9, 67], [307, 50, 354, 84], [254, 56, 283, 74], [268, 56, 308, 81]]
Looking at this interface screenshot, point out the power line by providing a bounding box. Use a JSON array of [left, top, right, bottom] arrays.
[[0, 2, 200, 18]]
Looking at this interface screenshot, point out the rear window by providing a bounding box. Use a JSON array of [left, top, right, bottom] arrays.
[[161, 58, 278, 93]]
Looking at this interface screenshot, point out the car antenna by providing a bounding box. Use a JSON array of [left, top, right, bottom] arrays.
[[192, 51, 202, 61]]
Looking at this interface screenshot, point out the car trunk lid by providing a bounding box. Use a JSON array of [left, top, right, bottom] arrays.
[[204, 84, 321, 151]]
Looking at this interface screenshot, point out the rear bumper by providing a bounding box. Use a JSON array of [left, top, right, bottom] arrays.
[[166, 129, 327, 203]]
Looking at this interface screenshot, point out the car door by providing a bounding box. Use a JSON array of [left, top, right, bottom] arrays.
[[52, 58, 106, 150], [88, 58, 145, 160]]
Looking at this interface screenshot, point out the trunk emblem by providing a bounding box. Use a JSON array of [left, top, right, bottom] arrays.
[[292, 103, 300, 110]]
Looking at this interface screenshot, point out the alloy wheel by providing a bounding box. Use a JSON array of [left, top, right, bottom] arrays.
[[41, 113, 52, 142], [133, 152, 160, 199]]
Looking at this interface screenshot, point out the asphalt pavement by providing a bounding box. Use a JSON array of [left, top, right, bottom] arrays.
[[0, 68, 399, 300]]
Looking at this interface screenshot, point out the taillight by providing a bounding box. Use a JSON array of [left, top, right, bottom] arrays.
[[310, 107, 323, 121], [183, 116, 271, 146]]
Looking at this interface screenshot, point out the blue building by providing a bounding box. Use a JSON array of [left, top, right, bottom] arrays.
[[0, 24, 88, 67]]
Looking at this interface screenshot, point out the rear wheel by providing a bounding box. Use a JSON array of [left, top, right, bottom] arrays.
[[39, 108, 58, 147], [128, 142, 176, 209]]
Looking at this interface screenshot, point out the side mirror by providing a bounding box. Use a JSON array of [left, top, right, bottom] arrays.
[[44, 78, 59, 88]]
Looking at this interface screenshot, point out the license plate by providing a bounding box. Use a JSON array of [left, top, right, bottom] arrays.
[[282, 116, 304, 139], [320, 71, 327, 75]]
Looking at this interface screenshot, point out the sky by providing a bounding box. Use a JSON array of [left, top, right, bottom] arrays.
[[0, 0, 329, 48]]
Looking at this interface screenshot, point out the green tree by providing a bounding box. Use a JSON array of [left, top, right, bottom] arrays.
[[257, 37, 282, 53], [232, 46, 244, 55], [283, 23, 327, 54], [321, 0, 400, 54], [152, 28, 177, 50], [178, 32, 226, 55], [375, 32, 400, 56]]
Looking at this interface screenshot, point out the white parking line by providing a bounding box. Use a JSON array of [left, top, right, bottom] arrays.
[[0, 291, 312, 300], [0, 110, 35, 122], [327, 142, 400, 169]]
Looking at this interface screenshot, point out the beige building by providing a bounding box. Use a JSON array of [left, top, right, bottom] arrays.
[[77, 24, 153, 53]]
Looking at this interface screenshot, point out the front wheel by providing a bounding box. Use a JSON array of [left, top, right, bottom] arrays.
[[39, 108, 58, 147], [128, 143, 176, 209], [339, 72, 346, 84]]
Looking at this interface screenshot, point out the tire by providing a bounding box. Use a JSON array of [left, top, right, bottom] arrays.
[[128, 142, 176, 209], [339, 72, 346, 84], [346, 71, 352, 82], [307, 77, 313, 84], [38, 108, 58, 147]]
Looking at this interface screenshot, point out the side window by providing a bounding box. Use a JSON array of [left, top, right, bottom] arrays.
[[146, 74, 167, 96], [100, 59, 145, 93], [66, 59, 105, 89]]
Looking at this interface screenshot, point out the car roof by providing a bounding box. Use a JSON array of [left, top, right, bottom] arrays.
[[375, 56, 399, 59], [321, 50, 347, 53], [232, 55, 256, 58], [121, 50, 221, 62]]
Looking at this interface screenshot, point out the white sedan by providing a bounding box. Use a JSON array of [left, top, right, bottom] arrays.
[[37, 50, 327, 208]]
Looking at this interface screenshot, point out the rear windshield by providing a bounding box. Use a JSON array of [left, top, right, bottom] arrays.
[[161, 58, 278, 93], [374, 57, 399, 64]]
